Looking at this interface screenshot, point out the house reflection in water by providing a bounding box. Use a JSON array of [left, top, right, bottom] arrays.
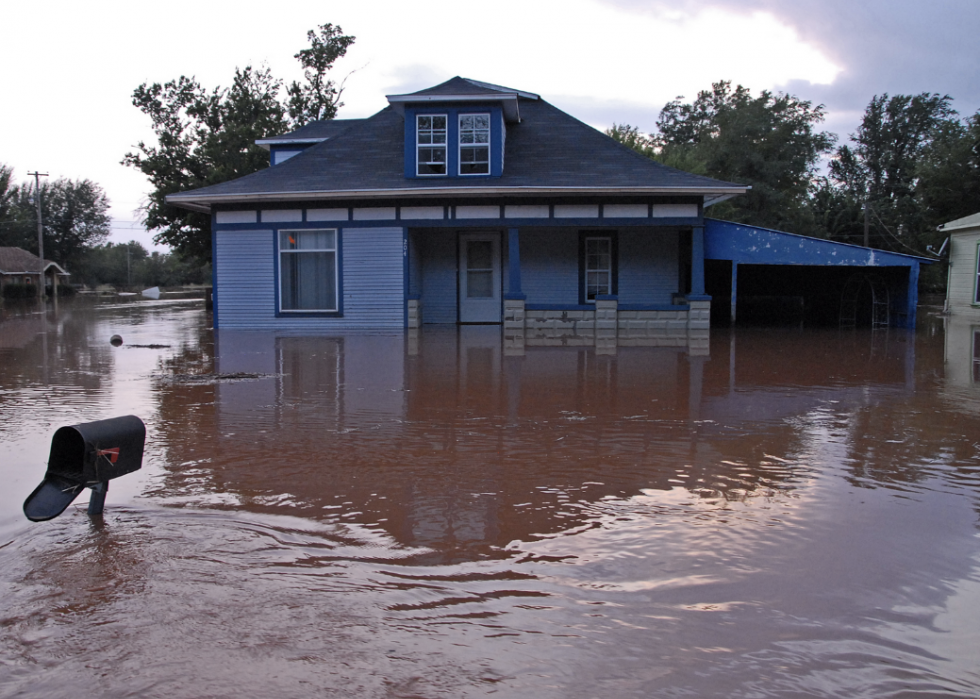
[[945, 317, 980, 392], [209, 327, 918, 562]]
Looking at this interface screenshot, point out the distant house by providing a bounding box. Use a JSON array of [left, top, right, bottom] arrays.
[[939, 212, 980, 318], [167, 77, 747, 344], [0, 247, 68, 294]]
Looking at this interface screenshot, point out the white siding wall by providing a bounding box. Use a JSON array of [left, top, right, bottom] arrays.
[[215, 227, 405, 330], [948, 230, 980, 315]]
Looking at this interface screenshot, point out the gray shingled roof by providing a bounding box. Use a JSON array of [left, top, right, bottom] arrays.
[[0, 247, 68, 274], [398, 76, 538, 100], [169, 79, 746, 211], [256, 118, 365, 145]]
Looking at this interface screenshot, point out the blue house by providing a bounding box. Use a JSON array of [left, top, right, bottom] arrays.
[[167, 77, 748, 345]]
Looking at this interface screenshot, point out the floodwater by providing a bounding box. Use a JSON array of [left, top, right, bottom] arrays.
[[1, 297, 979, 699]]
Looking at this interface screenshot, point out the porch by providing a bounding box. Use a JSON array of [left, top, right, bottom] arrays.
[[406, 224, 710, 351]]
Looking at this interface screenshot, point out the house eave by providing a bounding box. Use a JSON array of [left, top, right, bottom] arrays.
[[168, 186, 749, 213], [386, 94, 526, 122], [254, 137, 328, 152]]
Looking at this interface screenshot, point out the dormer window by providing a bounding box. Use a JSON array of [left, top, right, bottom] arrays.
[[459, 114, 490, 175], [417, 115, 447, 175]]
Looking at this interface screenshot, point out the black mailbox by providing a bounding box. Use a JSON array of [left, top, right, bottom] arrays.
[[23, 415, 146, 522]]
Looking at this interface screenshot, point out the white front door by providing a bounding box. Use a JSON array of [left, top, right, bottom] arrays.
[[459, 232, 501, 323]]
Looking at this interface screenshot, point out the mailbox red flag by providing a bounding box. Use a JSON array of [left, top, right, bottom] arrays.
[[97, 447, 120, 463]]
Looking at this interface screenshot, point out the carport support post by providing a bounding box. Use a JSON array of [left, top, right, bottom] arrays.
[[88, 481, 108, 516], [906, 262, 919, 328], [730, 262, 738, 324]]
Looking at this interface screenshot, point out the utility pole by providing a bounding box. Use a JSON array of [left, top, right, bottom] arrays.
[[27, 171, 48, 300], [863, 202, 870, 248]]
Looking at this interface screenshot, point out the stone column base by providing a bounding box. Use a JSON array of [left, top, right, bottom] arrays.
[[407, 298, 421, 329]]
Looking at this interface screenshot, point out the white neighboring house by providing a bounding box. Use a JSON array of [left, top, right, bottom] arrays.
[[940, 212, 980, 317], [939, 212, 980, 390]]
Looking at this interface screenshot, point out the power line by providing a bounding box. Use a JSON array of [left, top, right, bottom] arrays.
[[867, 206, 926, 256]]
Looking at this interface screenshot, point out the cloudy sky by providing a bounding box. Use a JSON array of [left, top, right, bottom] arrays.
[[2, 0, 977, 251]]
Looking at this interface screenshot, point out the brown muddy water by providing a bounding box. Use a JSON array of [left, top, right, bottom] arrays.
[[1, 297, 979, 698]]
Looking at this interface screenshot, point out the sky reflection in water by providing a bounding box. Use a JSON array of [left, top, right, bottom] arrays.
[[1, 298, 979, 698]]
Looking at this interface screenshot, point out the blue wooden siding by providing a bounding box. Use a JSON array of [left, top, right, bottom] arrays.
[[215, 227, 404, 329], [419, 230, 458, 323], [521, 230, 580, 305], [215, 230, 277, 327], [515, 228, 679, 306], [342, 228, 405, 326], [618, 229, 678, 305]]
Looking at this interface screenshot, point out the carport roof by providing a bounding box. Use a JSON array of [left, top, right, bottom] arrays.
[[704, 219, 934, 267]]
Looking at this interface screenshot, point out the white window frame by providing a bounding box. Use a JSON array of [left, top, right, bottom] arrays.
[[458, 113, 491, 176], [278, 229, 339, 313], [417, 114, 447, 176], [974, 242, 980, 305], [584, 236, 613, 302], [973, 328, 980, 384]]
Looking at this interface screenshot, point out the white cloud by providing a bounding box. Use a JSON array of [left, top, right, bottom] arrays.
[[0, 0, 843, 251]]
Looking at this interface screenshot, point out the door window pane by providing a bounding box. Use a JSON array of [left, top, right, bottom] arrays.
[[467, 240, 493, 269], [467, 271, 493, 298]]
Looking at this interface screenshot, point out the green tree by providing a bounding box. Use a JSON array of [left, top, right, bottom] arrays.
[[287, 23, 356, 125], [612, 82, 835, 234], [0, 164, 15, 226], [605, 123, 656, 158], [826, 93, 957, 253], [73, 241, 148, 288], [916, 111, 980, 224], [44, 179, 111, 264], [123, 67, 289, 262], [0, 170, 110, 267], [123, 23, 355, 264]]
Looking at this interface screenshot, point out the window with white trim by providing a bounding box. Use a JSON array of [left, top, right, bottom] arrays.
[[279, 229, 338, 312], [974, 243, 980, 304], [459, 113, 490, 175], [417, 115, 447, 175], [584, 236, 612, 301], [973, 329, 980, 383]]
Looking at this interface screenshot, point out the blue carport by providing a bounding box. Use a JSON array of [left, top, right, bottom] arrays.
[[704, 219, 932, 328]]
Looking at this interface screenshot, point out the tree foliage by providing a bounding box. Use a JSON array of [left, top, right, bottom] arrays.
[[820, 93, 970, 260], [71, 241, 211, 289], [287, 23, 356, 125], [611, 81, 835, 235], [611, 83, 980, 280], [0, 167, 110, 267], [915, 112, 980, 225], [123, 23, 355, 263]]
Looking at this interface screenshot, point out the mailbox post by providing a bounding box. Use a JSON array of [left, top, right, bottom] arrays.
[[23, 416, 146, 522]]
